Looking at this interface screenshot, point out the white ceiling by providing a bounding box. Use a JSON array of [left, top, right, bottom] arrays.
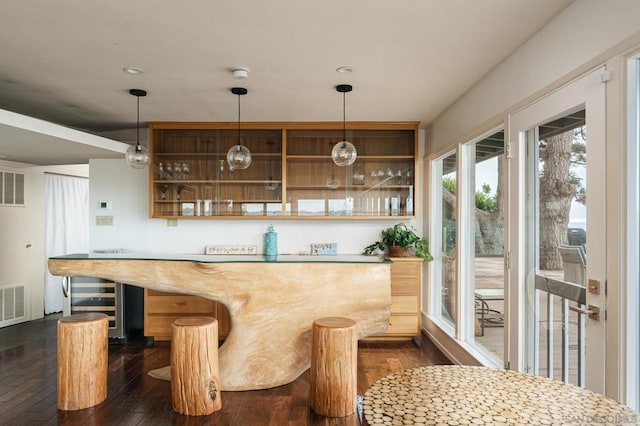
[[0, 0, 573, 165]]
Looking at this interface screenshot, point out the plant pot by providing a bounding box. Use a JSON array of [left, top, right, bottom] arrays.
[[388, 246, 414, 257]]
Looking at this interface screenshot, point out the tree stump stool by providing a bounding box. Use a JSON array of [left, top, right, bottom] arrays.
[[310, 316, 357, 417], [171, 316, 221, 416], [57, 312, 109, 411]]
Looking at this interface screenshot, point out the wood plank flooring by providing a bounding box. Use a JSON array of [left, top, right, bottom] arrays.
[[0, 315, 450, 425]]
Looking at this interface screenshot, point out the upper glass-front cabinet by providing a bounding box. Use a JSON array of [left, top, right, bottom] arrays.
[[149, 122, 418, 219]]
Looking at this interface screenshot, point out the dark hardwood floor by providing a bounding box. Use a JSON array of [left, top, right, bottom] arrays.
[[0, 315, 451, 425]]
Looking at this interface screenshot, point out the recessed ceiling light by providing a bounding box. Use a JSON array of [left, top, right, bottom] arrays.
[[123, 67, 144, 75], [232, 67, 249, 79], [336, 66, 353, 74]]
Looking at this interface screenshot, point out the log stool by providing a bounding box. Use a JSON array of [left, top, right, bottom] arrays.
[[171, 316, 221, 416], [310, 316, 357, 417], [57, 312, 109, 411]]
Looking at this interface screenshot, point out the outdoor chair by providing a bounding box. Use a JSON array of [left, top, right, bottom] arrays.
[[558, 245, 586, 286]]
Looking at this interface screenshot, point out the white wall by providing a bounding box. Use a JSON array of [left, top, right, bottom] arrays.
[[0, 160, 88, 322], [89, 129, 424, 255], [427, 0, 640, 155]]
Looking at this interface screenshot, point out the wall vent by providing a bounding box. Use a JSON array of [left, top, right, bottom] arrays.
[[0, 171, 25, 206], [0, 285, 26, 326]]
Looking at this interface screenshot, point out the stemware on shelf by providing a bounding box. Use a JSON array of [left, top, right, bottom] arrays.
[[326, 174, 341, 189], [176, 184, 185, 200], [160, 184, 169, 200], [173, 163, 182, 180], [219, 160, 225, 180]]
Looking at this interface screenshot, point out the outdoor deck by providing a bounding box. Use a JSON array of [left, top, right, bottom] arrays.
[[472, 256, 582, 385]]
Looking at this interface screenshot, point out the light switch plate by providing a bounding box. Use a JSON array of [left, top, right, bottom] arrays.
[[96, 216, 113, 226]]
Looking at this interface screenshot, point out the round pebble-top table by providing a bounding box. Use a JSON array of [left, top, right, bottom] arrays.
[[363, 365, 639, 425]]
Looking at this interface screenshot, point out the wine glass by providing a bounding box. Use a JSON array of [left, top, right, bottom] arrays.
[[353, 171, 364, 185], [165, 162, 173, 180], [158, 162, 164, 180], [370, 170, 377, 184], [182, 163, 190, 179], [386, 168, 394, 185], [326, 174, 341, 189], [219, 160, 225, 180], [159, 184, 169, 200], [174, 162, 183, 180]]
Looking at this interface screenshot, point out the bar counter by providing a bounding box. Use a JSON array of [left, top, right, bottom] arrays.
[[48, 253, 392, 391]]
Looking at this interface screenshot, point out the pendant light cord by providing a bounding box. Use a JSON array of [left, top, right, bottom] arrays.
[[342, 91, 346, 147], [136, 94, 140, 151], [237, 93, 241, 149]]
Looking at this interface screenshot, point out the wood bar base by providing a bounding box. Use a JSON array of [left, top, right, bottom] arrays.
[[48, 258, 391, 391], [310, 317, 357, 417], [171, 316, 221, 416], [57, 313, 108, 411]]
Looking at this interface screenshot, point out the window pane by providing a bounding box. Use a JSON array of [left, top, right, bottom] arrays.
[[4, 172, 13, 204], [441, 152, 457, 327], [14, 173, 24, 205], [470, 131, 505, 363]]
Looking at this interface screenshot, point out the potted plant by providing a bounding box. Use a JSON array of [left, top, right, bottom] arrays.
[[363, 223, 433, 261]]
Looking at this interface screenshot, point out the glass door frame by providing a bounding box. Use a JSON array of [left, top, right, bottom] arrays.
[[626, 52, 640, 410], [507, 66, 607, 393]]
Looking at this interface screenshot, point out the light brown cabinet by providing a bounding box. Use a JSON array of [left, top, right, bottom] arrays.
[[148, 122, 419, 219], [144, 289, 231, 341], [364, 257, 423, 341]]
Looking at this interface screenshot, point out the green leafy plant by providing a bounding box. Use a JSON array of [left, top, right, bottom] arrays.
[[363, 223, 433, 261]]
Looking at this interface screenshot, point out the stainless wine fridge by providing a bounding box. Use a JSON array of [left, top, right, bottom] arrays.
[[62, 276, 143, 343]]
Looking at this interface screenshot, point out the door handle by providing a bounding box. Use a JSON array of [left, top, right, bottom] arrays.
[[61, 276, 70, 298], [569, 304, 600, 321]]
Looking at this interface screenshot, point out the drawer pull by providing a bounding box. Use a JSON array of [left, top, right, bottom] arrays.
[[173, 302, 187, 306]]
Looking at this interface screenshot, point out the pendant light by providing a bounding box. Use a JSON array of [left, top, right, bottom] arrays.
[[227, 87, 252, 170], [125, 89, 150, 169], [331, 84, 357, 167]]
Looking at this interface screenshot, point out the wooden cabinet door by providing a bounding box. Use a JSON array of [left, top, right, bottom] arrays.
[[144, 289, 230, 341]]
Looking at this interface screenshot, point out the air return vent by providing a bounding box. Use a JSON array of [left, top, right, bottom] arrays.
[[1, 285, 26, 325]]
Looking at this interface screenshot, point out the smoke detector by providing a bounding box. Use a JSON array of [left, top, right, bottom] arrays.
[[232, 67, 249, 79]]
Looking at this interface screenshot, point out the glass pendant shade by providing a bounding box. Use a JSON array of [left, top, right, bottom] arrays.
[[332, 84, 357, 167], [126, 144, 150, 169], [331, 140, 357, 167], [227, 87, 251, 170], [226, 144, 252, 170], [126, 88, 149, 169]]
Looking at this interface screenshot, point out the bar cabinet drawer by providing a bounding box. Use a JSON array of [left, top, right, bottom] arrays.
[[146, 295, 215, 314]]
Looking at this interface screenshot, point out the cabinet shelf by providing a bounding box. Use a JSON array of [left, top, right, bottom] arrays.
[[154, 180, 282, 185], [155, 152, 280, 158], [149, 122, 418, 219], [287, 184, 412, 190], [286, 155, 414, 160], [153, 198, 280, 204]]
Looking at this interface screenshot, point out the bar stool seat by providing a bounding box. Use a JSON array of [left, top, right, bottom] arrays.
[[309, 316, 357, 417], [171, 316, 221, 416], [57, 312, 109, 411]]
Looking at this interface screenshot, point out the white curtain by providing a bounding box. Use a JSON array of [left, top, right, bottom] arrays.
[[44, 173, 89, 314]]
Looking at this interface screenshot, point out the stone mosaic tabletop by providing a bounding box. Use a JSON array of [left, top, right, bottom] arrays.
[[363, 365, 639, 425]]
